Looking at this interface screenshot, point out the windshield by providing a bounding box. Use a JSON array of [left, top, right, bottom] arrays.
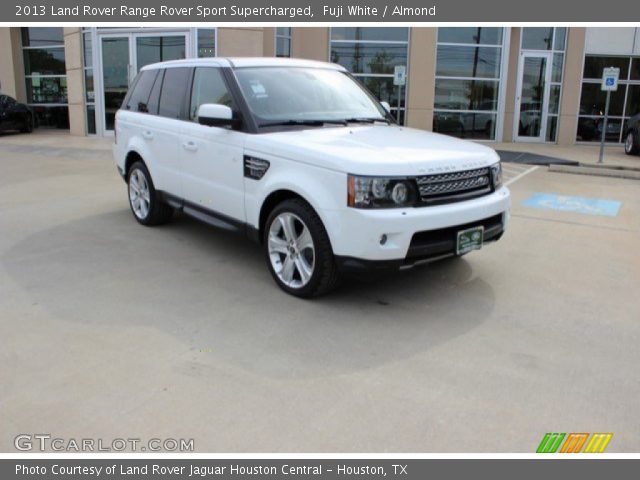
[[233, 67, 387, 125]]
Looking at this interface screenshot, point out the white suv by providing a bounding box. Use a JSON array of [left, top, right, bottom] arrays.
[[114, 58, 510, 297]]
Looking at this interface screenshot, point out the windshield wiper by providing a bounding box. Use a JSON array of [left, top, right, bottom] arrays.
[[344, 117, 391, 124], [259, 119, 348, 127]]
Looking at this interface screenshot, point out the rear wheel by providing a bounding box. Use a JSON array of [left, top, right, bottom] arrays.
[[264, 199, 340, 297], [127, 161, 173, 225], [624, 130, 639, 155]]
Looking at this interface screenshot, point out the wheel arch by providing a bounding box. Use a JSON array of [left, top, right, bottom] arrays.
[[124, 150, 145, 177], [257, 188, 340, 253], [122, 133, 155, 178], [259, 189, 311, 244]]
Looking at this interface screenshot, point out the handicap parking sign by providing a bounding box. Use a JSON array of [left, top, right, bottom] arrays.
[[602, 67, 620, 91], [522, 193, 621, 217]]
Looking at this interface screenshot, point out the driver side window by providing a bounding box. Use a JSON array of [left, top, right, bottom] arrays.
[[189, 68, 233, 122]]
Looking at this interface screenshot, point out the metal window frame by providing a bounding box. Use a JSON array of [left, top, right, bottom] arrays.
[[519, 27, 566, 53], [433, 78, 502, 113], [92, 27, 198, 136], [577, 54, 640, 144], [21, 28, 69, 115], [24, 103, 68, 107], [434, 27, 510, 142], [582, 55, 634, 81], [24, 74, 67, 79], [514, 27, 568, 144], [82, 29, 96, 135], [329, 27, 410, 45], [192, 27, 218, 58], [275, 27, 292, 58], [435, 27, 505, 48], [22, 31, 67, 83], [436, 42, 503, 49], [22, 45, 65, 50], [24, 75, 69, 104], [328, 27, 410, 125], [434, 108, 500, 115]]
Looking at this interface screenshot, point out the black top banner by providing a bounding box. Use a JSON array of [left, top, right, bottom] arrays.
[[4, 0, 640, 22]]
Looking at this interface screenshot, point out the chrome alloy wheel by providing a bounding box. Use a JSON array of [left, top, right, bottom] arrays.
[[129, 169, 151, 220], [625, 132, 634, 153], [268, 212, 315, 289]]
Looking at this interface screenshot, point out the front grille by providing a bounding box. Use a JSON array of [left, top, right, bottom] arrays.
[[416, 167, 491, 205]]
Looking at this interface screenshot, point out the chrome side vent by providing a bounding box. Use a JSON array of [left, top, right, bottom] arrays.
[[244, 156, 270, 180]]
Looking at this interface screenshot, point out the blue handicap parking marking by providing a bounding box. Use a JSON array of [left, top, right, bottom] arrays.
[[522, 193, 621, 217]]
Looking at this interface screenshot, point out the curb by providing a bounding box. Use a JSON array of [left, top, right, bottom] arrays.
[[548, 164, 640, 180]]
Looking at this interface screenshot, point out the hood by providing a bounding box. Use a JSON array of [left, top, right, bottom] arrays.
[[245, 125, 500, 176]]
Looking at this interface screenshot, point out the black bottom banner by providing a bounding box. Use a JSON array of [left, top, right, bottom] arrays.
[[3, 459, 638, 479]]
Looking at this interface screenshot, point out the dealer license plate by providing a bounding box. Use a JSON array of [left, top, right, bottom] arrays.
[[456, 226, 484, 255]]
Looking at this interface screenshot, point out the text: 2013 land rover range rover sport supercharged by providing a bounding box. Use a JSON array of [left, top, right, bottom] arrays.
[[114, 58, 510, 297]]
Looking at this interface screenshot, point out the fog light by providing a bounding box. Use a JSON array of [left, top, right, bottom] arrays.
[[380, 234, 387, 245]]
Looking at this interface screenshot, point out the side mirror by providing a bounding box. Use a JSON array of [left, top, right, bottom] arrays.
[[197, 104, 233, 127], [380, 101, 391, 114]]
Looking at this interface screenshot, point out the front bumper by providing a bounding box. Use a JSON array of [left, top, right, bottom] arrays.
[[336, 212, 506, 275], [324, 186, 510, 267]]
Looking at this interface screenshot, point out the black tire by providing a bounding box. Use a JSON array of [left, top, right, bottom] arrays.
[[624, 130, 640, 155], [263, 198, 340, 298], [127, 161, 173, 226], [20, 114, 33, 133]]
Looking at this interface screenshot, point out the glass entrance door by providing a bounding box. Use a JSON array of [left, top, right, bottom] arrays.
[[99, 32, 187, 133], [515, 52, 552, 142]]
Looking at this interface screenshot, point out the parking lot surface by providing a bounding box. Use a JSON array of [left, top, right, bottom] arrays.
[[1, 132, 639, 452]]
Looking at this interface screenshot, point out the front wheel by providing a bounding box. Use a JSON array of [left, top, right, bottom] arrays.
[[624, 131, 639, 155], [127, 161, 173, 225], [264, 199, 340, 297]]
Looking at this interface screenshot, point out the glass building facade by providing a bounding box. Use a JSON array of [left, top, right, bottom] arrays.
[[275, 27, 292, 57], [21, 27, 69, 129], [7, 27, 639, 144], [433, 27, 506, 140], [516, 27, 566, 143], [330, 27, 409, 124], [578, 55, 640, 143]]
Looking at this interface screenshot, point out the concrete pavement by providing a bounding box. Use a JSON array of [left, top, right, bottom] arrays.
[[1, 132, 639, 452]]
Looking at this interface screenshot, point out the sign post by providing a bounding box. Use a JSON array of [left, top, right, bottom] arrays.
[[393, 65, 406, 123], [599, 67, 620, 164]]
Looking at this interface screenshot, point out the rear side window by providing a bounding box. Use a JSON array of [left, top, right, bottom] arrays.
[[126, 70, 158, 113], [189, 68, 233, 121], [158, 67, 191, 119], [146, 69, 164, 115]]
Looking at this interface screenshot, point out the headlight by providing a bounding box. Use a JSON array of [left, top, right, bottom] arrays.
[[490, 162, 502, 189], [347, 175, 417, 208]]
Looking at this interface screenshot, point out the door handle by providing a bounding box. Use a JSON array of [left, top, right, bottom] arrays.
[[142, 130, 154, 140], [182, 141, 198, 152]]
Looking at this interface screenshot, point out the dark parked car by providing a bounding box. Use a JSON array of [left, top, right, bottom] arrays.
[[624, 113, 640, 155], [0, 94, 33, 133]]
